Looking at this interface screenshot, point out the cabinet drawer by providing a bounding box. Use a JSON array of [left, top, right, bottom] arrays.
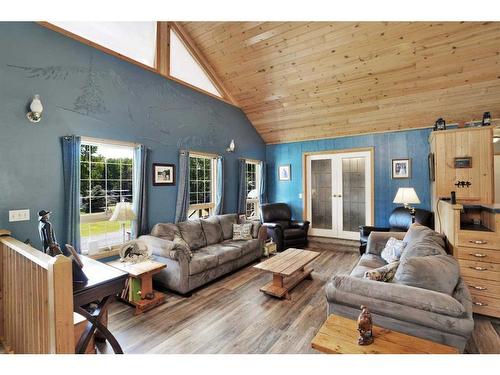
[[457, 246, 500, 264], [469, 293, 500, 318], [458, 259, 500, 282], [462, 276, 500, 299], [458, 231, 500, 251]]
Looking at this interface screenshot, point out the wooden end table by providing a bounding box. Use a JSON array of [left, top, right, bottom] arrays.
[[107, 259, 167, 315], [253, 248, 320, 299], [311, 314, 458, 354]]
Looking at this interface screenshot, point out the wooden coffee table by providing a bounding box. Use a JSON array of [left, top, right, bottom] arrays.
[[253, 248, 320, 299], [311, 314, 458, 354], [107, 259, 167, 315]]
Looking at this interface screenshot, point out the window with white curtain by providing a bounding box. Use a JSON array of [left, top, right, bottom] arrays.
[[50, 22, 157, 67], [79, 140, 135, 253], [245, 161, 261, 219], [188, 154, 218, 219]]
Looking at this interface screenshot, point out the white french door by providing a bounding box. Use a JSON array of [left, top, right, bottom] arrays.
[[306, 150, 373, 240]]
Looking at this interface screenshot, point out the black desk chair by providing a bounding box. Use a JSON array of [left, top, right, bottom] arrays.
[[260, 203, 310, 252], [359, 207, 434, 254]]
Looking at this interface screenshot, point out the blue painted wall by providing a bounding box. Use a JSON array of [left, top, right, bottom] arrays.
[[266, 129, 432, 227], [0, 22, 265, 248]]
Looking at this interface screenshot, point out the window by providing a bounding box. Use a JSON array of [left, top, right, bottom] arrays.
[[80, 140, 134, 253], [50, 22, 157, 67], [188, 154, 217, 219], [245, 161, 261, 219], [169, 28, 222, 97]]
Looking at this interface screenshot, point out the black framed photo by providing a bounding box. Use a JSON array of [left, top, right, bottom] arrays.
[[392, 159, 411, 179], [153, 163, 175, 186], [454, 157, 472, 169]]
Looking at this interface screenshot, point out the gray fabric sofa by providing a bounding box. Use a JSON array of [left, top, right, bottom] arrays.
[[326, 224, 474, 352], [139, 214, 266, 294]]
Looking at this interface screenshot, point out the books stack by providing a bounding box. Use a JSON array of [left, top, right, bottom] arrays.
[[120, 277, 142, 302]]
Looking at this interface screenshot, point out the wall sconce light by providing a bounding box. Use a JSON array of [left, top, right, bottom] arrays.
[[27, 94, 43, 123], [226, 139, 235, 153]]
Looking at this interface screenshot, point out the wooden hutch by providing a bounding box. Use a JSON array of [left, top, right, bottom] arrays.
[[430, 127, 499, 318]]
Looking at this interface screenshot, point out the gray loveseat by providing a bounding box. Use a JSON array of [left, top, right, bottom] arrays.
[[326, 224, 474, 352], [139, 214, 266, 294]]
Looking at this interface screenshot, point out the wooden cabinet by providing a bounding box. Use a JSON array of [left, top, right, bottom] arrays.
[[429, 127, 493, 206], [436, 202, 500, 318]]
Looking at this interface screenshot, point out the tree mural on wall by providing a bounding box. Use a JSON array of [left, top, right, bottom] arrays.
[[73, 56, 108, 115], [7, 55, 226, 147], [7, 54, 118, 117]]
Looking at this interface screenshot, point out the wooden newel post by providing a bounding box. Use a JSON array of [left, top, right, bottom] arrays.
[[47, 255, 74, 353]]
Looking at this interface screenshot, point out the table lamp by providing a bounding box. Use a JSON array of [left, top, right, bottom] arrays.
[[109, 201, 137, 243], [393, 187, 420, 223]]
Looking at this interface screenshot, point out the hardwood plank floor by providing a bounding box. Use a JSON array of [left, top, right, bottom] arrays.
[[98, 240, 499, 354]]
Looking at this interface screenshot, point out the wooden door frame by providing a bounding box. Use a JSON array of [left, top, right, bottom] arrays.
[[302, 147, 375, 234]]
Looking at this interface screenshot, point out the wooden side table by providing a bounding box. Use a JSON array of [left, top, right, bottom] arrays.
[[107, 260, 167, 315], [311, 314, 458, 354]]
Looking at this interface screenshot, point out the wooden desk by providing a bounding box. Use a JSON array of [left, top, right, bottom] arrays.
[[311, 314, 458, 354], [73, 256, 127, 354]]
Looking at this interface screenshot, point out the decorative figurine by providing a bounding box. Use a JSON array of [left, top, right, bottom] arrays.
[[357, 305, 374, 345], [38, 209, 62, 256], [482, 111, 491, 126], [433, 117, 446, 131]]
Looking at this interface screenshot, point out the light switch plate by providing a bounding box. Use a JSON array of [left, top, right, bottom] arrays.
[[9, 209, 30, 222], [298, 193, 303, 199]]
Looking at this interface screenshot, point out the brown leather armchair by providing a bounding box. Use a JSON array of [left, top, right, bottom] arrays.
[[260, 203, 310, 252]]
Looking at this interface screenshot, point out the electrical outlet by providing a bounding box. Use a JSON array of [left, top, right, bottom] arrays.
[[9, 209, 30, 222], [298, 193, 303, 199]]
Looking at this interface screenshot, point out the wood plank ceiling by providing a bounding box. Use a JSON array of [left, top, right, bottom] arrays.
[[179, 22, 500, 144]]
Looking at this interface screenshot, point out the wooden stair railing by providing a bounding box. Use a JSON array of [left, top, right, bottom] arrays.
[[0, 233, 74, 353]]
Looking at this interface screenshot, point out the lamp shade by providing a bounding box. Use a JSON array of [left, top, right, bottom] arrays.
[[393, 187, 420, 205], [109, 202, 137, 222], [30, 95, 43, 113]]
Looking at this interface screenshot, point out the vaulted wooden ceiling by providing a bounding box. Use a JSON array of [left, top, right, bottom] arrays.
[[180, 22, 500, 144]]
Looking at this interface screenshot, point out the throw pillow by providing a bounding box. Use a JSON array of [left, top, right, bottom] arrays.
[[364, 261, 400, 282], [219, 214, 239, 240], [200, 216, 223, 245], [393, 254, 460, 295], [239, 218, 261, 238], [380, 237, 407, 263], [232, 223, 253, 240]]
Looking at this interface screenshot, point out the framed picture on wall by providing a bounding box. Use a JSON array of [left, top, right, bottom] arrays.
[[278, 164, 291, 181], [153, 163, 175, 186], [392, 159, 411, 179]]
